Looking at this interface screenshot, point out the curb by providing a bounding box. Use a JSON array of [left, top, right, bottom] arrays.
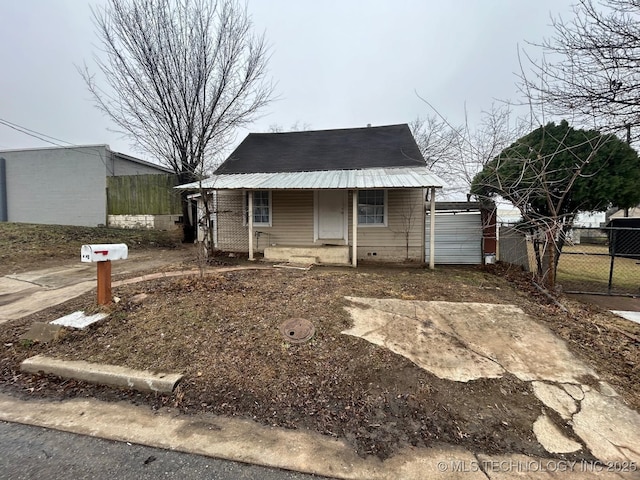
[[21, 355, 182, 393]]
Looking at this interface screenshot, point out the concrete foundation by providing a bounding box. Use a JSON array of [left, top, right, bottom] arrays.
[[264, 245, 350, 265], [108, 214, 181, 231]]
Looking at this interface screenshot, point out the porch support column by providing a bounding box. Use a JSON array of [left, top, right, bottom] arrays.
[[429, 186, 436, 270], [352, 189, 358, 267], [248, 190, 254, 261]]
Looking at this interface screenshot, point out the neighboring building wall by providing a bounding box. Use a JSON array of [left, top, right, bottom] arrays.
[[212, 188, 425, 262], [107, 214, 181, 230], [611, 207, 640, 219], [109, 153, 171, 176], [2, 145, 108, 226]]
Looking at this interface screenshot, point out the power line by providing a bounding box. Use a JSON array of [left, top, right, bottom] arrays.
[[0, 117, 111, 169], [0, 118, 68, 147]]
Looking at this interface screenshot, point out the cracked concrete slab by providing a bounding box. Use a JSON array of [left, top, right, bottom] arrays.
[[572, 390, 640, 464], [532, 382, 578, 420], [533, 414, 582, 454], [477, 453, 633, 479], [598, 381, 619, 397], [343, 300, 504, 381], [562, 384, 585, 401], [343, 297, 597, 384]]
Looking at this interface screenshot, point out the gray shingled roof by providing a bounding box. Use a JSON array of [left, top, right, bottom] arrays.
[[214, 124, 425, 174]]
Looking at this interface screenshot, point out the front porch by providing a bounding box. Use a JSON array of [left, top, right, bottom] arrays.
[[263, 245, 351, 265]]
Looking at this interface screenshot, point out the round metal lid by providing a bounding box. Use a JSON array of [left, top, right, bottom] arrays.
[[279, 318, 315, 343]]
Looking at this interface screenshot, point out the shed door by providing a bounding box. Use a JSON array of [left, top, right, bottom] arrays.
[[318, 190, 346, 240], [425, 212, 483, 264]]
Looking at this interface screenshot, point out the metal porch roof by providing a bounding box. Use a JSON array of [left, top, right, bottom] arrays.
[[177, 166, 445, 190]]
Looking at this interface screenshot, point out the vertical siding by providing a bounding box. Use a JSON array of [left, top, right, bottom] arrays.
[[107, 174, 181, 214], [3, 146, 107, 226]]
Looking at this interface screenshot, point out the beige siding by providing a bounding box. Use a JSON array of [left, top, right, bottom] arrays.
[[259, 190, 315, 248], [214, 188, 425, 262], [348, 189, 425, 262], [214, 190, 315, 252]]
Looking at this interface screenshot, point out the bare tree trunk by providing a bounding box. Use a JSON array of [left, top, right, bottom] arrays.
[[82, 0, 273, 244], [546, 229, 556, 289], [179, 170, 197, 242]]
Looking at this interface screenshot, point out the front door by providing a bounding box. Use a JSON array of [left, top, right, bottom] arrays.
[[317, 190, 345, 240]]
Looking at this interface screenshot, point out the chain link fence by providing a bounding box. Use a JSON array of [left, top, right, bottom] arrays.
[[498, 225, 640, 295], [558, 226, 640, 295]]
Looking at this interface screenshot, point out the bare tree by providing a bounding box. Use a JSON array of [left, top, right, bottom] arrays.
[[394, 193, 421, 261], [81, 0, 274, 241], [410, 103, 527, 199], [520, 0, 640, 141], [267, 121, 312, 133], [471, 120, 640, 288]]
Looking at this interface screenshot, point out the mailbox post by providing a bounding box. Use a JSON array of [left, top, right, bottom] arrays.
[[81, 243, 128, 305]]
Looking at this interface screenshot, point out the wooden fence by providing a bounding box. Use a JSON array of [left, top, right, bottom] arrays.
[[107, 174, 182, 215]]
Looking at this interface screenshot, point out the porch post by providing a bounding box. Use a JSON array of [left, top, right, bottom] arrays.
[[352, 189, 358, 267], [248, 190, 254, 261], [429, 186, 436, 270]]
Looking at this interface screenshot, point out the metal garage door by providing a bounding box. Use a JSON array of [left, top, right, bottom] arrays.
[[425, 212, 483, 264]]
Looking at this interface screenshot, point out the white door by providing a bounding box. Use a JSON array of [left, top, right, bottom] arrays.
[[317, 190, 345, 240]]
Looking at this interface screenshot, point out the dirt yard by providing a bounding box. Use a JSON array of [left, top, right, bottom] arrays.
[[1, 262, 638, 461], [0, 223, 181, 277]]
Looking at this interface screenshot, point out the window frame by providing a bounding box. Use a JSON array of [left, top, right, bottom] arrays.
[[357, 189, 388, 227], [244, 190, 272, 227]]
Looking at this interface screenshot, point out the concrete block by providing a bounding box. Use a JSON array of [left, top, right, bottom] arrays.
[[50, 311, 108, 329], [20, 323, 65, 343], [264, 246, 349, 265], [289, 255, 318, 264], [21, 355, 182, 393]]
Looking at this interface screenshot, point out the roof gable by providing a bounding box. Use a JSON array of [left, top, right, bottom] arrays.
[[215, 124, 425, 174]]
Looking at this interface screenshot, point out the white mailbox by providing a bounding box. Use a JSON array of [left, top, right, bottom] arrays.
[[81, 243, 128, 263]]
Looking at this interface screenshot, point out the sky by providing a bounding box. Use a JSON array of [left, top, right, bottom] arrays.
[[0, 0, 576, 164]]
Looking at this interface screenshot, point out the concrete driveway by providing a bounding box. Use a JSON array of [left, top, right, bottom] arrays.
[[343, 297, 640, 466], [0, 249, 189, 323]]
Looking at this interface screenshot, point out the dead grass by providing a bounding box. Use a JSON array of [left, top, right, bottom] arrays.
[[0, 222, 182, 276], [2, 264, 639, 460], [557, 244, 639, 293]]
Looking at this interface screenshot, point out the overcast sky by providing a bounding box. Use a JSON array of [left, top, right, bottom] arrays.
[[0, 1, 575, 163]]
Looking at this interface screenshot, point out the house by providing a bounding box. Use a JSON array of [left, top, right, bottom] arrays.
[[179, 124, 448, 266], [0, 145, 173, 227]]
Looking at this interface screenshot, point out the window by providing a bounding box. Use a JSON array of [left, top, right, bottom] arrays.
[[358, 190, 386, 225], [245, 190, 271, 226]]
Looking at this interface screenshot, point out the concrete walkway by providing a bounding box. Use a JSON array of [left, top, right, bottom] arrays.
[[0, 250, 267, 323]]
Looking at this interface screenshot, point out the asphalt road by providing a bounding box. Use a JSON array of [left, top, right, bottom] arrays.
[[0, 421, 330, 480]]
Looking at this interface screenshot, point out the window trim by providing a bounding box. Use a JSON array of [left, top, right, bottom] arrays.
[[244, 190, 272, 227], [357, 189, 388, 227]]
